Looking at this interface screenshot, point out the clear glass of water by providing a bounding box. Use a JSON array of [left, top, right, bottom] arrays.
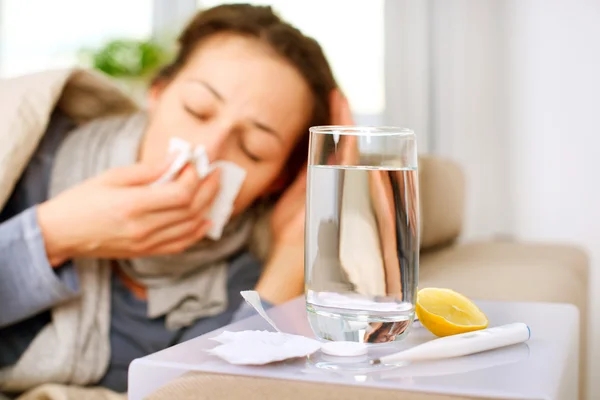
[[305, 126, 419, 344]]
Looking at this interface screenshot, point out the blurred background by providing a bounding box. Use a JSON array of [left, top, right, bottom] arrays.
[[0, 0, 385, 124], [1, 0, 599, 397]]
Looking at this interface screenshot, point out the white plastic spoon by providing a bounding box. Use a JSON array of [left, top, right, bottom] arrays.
[[240, 290, 282, 332]]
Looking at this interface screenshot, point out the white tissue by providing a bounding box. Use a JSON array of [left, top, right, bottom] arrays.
[[170, 137, 193, 154], [205, 160, 246, 240], [151, 139, 193, 185], [207, 331, 322, 365], [193, 145, 210, 177], [152, 137, 247, 240]]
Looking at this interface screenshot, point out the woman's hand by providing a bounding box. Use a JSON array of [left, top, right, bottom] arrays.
[[330, 88, 354, 128], [256, 88, 355, 305], [37, 161, 220, 267], [269, 164, 307, 250], [269, 89, 355, 250]]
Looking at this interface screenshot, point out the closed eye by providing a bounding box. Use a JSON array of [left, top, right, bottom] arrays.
[[238, 138, 261, 162], [184, 105, 211, 121]]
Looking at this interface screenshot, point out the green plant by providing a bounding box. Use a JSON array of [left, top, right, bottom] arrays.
[[82, 38, 173, 79]]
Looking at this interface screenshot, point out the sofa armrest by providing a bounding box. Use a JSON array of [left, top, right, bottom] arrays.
[[419, 155, 465, 250]]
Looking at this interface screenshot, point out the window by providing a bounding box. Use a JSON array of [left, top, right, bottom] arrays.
[[0, 0, 152, 78], [197, 0, 385, 121]]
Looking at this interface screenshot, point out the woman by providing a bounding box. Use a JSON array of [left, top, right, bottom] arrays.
[[0, 4, 352, 396]]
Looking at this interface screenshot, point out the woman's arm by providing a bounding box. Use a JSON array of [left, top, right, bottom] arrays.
[[0, 207, 79, 328], [255, 245, 304, 305]]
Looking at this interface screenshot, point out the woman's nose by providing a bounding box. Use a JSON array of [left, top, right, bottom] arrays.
[[202, 121, 231, 162]]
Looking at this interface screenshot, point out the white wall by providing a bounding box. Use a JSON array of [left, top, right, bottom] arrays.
[[507, 1, 600, 398]]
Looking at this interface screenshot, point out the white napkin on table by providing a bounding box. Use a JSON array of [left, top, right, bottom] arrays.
[[207, 330, 322, 365]]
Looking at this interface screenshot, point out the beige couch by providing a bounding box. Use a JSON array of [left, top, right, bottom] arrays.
[[148, 156, 590, 399]]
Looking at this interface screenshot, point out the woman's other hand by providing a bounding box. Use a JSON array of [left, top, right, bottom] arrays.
[[256, 88, 355, 305], [330, 88, 354, 127], [269, 164, 307, 250], [37, 161, 220, 266], [269, 88, 354, 250]]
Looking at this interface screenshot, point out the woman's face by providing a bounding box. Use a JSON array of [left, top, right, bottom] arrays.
[[141, 34, 313, 215]]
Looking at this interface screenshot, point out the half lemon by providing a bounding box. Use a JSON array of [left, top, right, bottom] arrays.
[[416, 288, 489, 337]]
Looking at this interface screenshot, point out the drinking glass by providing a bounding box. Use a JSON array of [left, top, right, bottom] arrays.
[[305, 126, 419, 344]]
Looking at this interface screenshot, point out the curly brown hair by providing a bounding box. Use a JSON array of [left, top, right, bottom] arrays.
[[153, 4, 338, 188]]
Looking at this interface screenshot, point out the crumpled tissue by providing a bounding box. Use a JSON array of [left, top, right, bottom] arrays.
[[152, 137, 246, 240]]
